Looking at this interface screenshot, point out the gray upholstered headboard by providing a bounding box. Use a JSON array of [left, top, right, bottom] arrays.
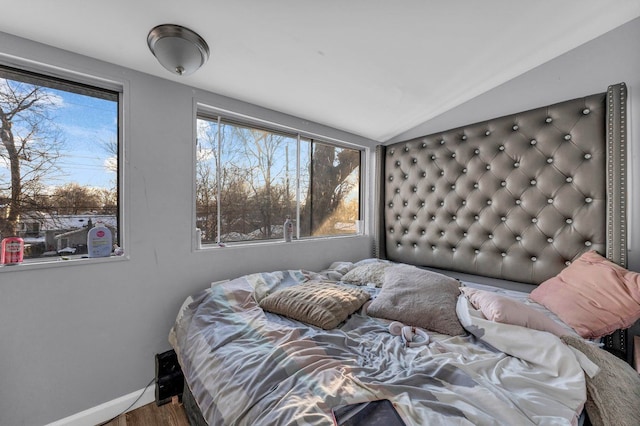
[[377, 83, 627, 285]]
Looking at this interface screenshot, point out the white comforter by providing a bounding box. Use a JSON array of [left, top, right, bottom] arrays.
[[170, 269, 592, 425]]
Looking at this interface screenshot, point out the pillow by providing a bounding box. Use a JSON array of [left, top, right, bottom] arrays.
[[366, 264, 465, 336], [560, 335, 640, 426], [530, 251, 640, 338], [311, 261, 354, 281], [460, 287, 568, 337], [353, 258, 392, 267], [259, 282, 370, 330], [341, 263, 391, 287]]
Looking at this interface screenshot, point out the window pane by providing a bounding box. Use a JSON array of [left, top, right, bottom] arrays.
[[0, 67, 119, 262], [196, 118, 298, 243], [195, 118, 218, 244], [299, 141, 360, 237], [196, 117, 361, 245]]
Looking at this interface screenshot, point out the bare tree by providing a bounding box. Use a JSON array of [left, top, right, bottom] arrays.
[[94, 187, 117, 215], [196, 119, 222, 241], [196, 151, 217, 241], [0, 79, 63, 237], [196, 123, 254, 242], [220, 166, 252, 237], [49, 183, 104, 215], [232, 127, 291, 238]]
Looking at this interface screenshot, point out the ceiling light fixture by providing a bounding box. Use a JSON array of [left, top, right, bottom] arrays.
[[147, 24, 210, 76]]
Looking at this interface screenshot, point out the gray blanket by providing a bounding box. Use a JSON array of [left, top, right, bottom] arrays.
[[170, 269, 587, 425]]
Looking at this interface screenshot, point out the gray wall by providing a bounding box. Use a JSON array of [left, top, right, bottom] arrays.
[[391, 17, 640, 273], [0, 33, 375, 425]]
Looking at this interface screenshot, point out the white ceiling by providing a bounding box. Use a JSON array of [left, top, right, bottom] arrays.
[[1, 1, 639, 142]]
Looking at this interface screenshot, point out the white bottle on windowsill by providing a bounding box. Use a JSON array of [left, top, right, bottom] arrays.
[[87, 221, 112, 258], [284, 217, 293, 242]]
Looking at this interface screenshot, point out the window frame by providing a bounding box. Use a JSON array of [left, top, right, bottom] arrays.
[[0, 57, 127, 271], [194, 103, 367, 249]]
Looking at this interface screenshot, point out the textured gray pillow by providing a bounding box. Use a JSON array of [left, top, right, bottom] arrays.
[[560, 335, 640, 426], [259, 282, 370, 330], [366, 264, 465, 336], [341, 263, 390, 287]]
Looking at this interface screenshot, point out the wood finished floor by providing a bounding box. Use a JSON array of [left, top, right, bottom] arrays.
[[102, 400, 189, 426]]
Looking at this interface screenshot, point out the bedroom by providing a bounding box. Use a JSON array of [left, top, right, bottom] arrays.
[[1, 2, 640, 425]]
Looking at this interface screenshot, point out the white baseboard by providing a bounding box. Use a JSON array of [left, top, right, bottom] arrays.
[[45, 382, 156, 426]]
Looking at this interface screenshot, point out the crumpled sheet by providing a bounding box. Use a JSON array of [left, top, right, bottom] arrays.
[[170, 269, 587, 426]]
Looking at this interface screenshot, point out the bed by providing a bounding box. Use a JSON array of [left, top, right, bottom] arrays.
[[170, 83, 640, 425]]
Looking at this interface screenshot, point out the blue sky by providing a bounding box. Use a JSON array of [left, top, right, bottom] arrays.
[[0, 80, 117, 192], [51, 89, 118, 189]]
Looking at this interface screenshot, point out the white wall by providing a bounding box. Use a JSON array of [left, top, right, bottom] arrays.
[[390, 17, 640, 273], [0, 33, 376, 425]]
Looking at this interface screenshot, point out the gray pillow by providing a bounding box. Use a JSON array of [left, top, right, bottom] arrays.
[[341, 263, 390, 287], [366, 264, 465, 336], [560, 335, 640, 426]]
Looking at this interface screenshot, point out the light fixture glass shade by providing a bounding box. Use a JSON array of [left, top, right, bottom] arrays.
[[147, 24, 210, 76]]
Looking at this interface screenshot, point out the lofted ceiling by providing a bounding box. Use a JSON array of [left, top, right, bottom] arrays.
[[1, 1, 639, 142]]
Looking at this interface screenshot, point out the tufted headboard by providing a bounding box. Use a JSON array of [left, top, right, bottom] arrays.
[[377, 83, 627, 286]]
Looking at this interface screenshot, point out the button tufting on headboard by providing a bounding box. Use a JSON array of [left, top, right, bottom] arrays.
[[380, 91, 623, 285]]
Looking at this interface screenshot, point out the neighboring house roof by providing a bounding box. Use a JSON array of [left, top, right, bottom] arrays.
[[22, 236, 45, 244], [54, 228, 89, 239], [24, 213, 117, 231]]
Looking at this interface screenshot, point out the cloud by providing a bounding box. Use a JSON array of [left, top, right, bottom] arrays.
[[103, 156, 117, 173]]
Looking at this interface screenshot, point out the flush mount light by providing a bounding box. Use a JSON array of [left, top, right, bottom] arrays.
[[147, 24, 210, 76]]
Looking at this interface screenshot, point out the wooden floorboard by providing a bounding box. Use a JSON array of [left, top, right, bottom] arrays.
[[102, 399, 190, 426]]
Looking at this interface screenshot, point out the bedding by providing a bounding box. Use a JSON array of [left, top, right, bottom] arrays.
[[170, 265, 590, 426], [365, 264, 466, 336], [258, 281, 370, 330], [530, 250, 640, 339], [560, 335, 640, 426], [341, 263, 389, 287], [460, 287, 568, 337]]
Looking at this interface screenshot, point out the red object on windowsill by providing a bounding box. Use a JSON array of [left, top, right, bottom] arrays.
[[1, 237, 24, 265]]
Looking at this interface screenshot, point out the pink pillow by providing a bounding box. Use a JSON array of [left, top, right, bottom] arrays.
[[460, 287, 568, 336], [529, 251, 640, 339]]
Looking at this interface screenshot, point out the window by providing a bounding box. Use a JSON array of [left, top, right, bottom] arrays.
[[196, 115, 361, 245], [0, 65, 120, 263]]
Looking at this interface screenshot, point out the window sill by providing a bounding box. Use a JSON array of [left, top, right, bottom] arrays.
[[0, 254, 129, 273], [196, 233, 367, 251]]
